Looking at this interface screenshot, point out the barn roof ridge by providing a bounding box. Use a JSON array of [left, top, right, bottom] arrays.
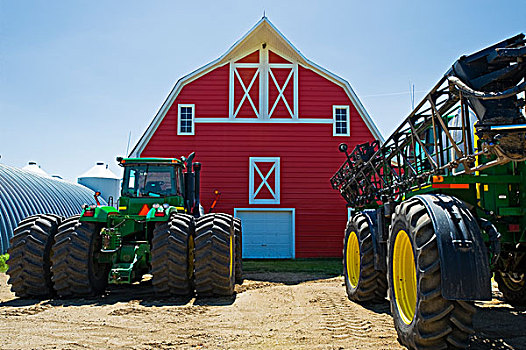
[[130, 17, 383, 157]]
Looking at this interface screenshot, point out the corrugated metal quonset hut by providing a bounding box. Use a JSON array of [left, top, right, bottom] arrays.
[[78, 162, 121, 205], [0, 163, 104, 254], [130, 17, 383, 258]]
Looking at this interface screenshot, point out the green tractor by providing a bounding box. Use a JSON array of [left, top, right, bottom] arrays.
[[7, 154, 243, 298]]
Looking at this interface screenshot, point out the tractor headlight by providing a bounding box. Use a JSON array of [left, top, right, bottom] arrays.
[[163, 203, 170, 209], [152, 203, 161, 209]]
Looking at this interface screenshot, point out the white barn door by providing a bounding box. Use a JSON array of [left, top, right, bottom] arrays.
[[235, 209, 295, 259]]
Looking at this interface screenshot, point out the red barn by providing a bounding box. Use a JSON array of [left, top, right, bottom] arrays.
[[130, 17, 382, 258]]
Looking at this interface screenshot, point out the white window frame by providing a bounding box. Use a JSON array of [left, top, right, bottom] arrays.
[[249, 157, 280, 204], [333, 105, 350, 136], [177, 104, 195, 135]]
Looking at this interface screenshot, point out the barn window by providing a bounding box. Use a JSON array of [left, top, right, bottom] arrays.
[[178, 104, 195, 135], [333, 105, 350, 136]]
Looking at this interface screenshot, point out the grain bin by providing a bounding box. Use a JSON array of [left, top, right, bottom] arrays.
[[21, 161, 48, 176], [77, 162, 120, 205]]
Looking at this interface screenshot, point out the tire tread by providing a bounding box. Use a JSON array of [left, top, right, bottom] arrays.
[[51, 216, 108, 298], [151, 213, 193, 296], [193, 213, 235, 296], [7, 214, 62, 298], [389, 199, 475, 349], [343, 213, 387, 303]]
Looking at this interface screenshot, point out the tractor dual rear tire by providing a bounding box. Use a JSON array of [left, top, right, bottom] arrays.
[[193, 213, 235, 297], [389, 199, 476, 349], [151, 213, 194, 296], [7, 214, 62, 298], [201, 213, 242, 284], [51, 216, 110, 298], [343, 213, 386, 302], [495, 271, 526, 306]]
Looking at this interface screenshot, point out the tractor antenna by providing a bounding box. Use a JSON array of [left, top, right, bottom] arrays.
[[409, 81, 415, 110], [125, 131, 132, 156], [263, 10, 266, 18]]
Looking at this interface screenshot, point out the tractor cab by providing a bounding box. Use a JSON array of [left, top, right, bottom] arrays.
[[116, 156, 201, 217], [122, 164, 181, 198]]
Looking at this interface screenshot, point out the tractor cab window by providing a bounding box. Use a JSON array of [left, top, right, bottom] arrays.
[[122, 165, 181, 197]]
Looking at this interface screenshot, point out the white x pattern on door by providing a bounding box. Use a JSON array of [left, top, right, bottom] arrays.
[[233, 66, 260, 118], [268, 68, 294, 118], [249, 157, 280, 204], [254, 162, 276, 198]]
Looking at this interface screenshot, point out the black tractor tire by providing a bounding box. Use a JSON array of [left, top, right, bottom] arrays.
[[495, 271, 526, 305], [151, 213, 194, 296], [51, 216, 110, 298], [388, 199, 475, 349], [193, 213, 235, 297], [206, 212, 243, 284], [233, 217, 243, 284], [7, 214, 62, 298], [342, 213, 386, 302]]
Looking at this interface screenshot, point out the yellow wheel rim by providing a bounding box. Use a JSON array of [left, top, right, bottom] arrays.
[[346, 231, 360, 288], [229, 235, 234, 278], [393, 230, 417, 325]]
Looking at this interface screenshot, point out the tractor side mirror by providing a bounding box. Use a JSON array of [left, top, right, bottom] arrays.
[[94, 191, 102, 206]]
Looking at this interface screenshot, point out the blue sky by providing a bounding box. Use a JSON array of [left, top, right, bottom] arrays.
[[1, 0, 524, 181]]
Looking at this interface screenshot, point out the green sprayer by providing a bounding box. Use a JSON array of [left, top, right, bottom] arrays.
[[331, 34, 526, 349]]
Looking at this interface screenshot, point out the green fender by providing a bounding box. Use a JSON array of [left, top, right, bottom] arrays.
[[80, 206, 118, 222]]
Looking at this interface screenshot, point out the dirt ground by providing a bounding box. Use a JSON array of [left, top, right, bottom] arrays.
[[1, 272, 525, 350]]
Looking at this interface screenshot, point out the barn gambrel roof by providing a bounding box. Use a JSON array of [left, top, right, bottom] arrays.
[[130, 17, 383, 157]]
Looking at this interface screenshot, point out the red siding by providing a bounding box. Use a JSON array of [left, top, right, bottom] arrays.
[[237, 51, 259, 63], [269, 50, 291, 64], [299, 66, 351, 118], [142, 53, 376, 258], [177, 65, 229, 118], [142, 122, 374, 257]]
